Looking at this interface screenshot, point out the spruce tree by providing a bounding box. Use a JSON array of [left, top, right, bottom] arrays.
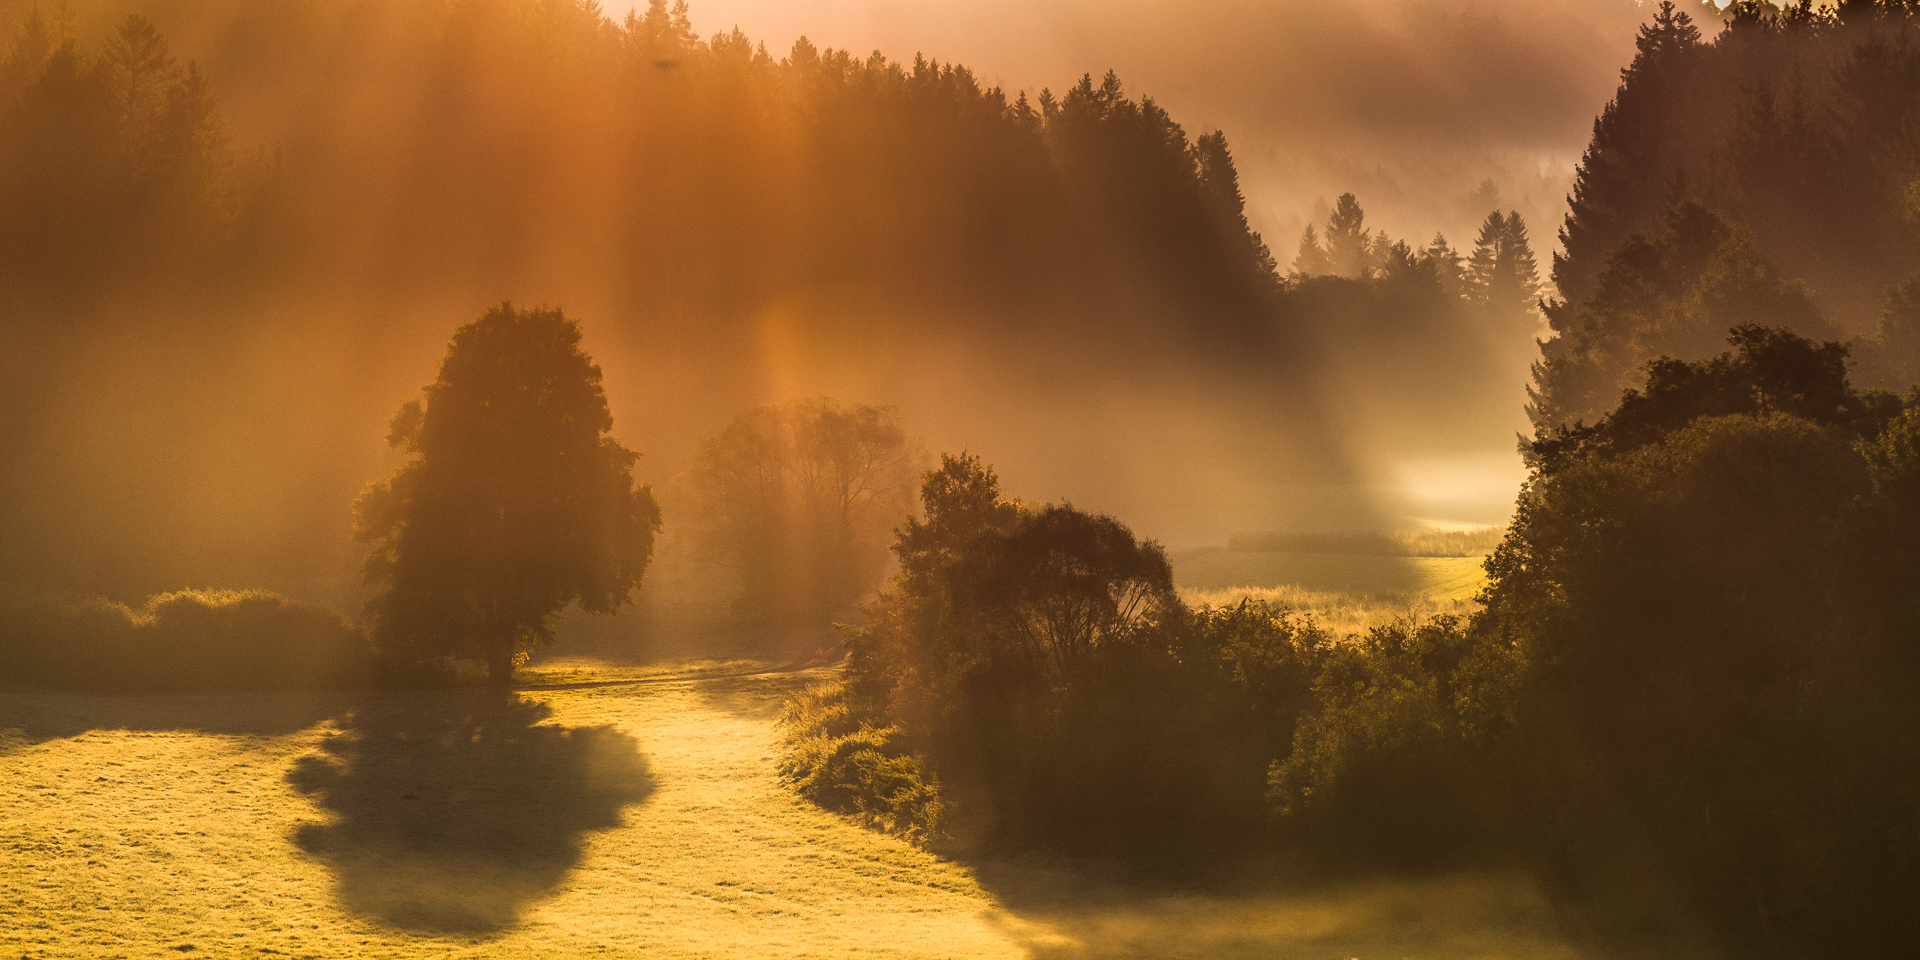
[[1424, 233, 1466, 299], [1553, 0, 1706, 304], [1193, 131, 1278, 286], [1292, 224, 1331, 276], [1466, 211, 1503, 304], [1495, 212, 1543, 318], [1324, 193, 1372, 279]]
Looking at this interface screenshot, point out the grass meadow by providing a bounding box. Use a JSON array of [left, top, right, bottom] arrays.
[[1172, 549, 1489, 601], [2, 651, 1595, 959], [1170, 530, 1496, 636]]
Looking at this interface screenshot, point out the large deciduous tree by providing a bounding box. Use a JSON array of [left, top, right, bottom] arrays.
[[355, 304, 661, 686], [678, 397, 920, 623]]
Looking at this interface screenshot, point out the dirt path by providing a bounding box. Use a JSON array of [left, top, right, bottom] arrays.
[[0, 662, 1593, 959]]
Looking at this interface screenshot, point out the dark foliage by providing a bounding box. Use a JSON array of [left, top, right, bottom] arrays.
[[784, 326, 1920, 954], [1275, 327, 1920, 956], [0, 588, 381, 692], [787, 454, 1330, 851], [355, 304, 661, 686], [1533, 199, 1833, 431], [1531, 323, 1900, 472], [1536, 0, 1920, 429], [676, 398, 919, 625]]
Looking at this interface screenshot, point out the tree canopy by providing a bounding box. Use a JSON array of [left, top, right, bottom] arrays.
[[676, 397, 920, 623], [1536, 0, 1920, 429], [354, 304, 660, 685]]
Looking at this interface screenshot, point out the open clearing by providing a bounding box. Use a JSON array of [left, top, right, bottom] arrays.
[[4, 657, 1591, 959], [1172, 549, 1488, 600]]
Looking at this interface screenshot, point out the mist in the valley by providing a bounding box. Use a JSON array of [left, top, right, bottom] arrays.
[[0, 0, 1671, 602], [15, 3, 1920, 957], [0, 0, 1605, 599]]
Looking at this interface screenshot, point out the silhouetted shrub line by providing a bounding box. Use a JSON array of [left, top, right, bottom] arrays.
[[0, 588, 389, 692]]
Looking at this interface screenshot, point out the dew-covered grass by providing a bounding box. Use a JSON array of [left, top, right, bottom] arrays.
[[2, 657, 1592, 959]]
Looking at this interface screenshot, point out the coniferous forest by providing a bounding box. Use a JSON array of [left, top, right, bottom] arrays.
[[6, 1, 1920, 958]]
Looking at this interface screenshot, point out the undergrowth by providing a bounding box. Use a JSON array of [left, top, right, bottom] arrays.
[[0, 588, 384, 692], [778, 680, 945, 846]]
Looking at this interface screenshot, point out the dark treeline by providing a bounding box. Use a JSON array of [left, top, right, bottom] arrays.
[[1286, 194, 1546, 453], [0, 0, 1271, 327], [1535, 0, 1920, 431], [0, 0, 1379, 601]]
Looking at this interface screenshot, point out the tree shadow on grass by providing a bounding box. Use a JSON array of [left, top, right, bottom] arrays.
[[969, 858, 1595, 960], [0, 688, 353, 754], [286, 691, 653, 934]]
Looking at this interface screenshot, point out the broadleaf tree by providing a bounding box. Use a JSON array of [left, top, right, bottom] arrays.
[[678, 397, 920, 623], [355, 303, 661, 686]]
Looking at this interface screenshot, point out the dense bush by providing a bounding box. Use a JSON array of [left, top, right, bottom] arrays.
[[789, 453, 1332, 851], [779, 682, 945, 845], [1271, 329, 1920, 956], [0, 588, 381, 692], [1266, 614, 1519, 867]]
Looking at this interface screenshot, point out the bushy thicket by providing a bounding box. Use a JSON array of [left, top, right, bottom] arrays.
[[789, 329, 1920, 954], [783, 453, 1332, 850], [0, 588, 381, 692], [779, 682, 945, 844], [1268, 326, 1920, 956]]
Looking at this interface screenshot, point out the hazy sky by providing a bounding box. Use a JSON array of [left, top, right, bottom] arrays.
[[626, 0, 1714, 253]]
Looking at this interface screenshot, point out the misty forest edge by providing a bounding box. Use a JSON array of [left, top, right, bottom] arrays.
[[7, 1, 1920, 958]]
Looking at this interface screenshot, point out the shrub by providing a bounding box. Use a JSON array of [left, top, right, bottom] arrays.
[[802, 454, 1339, 852], [778, 681, 945, 844], [1266, 615, 1517, 865], [0, 588, 381, 692]]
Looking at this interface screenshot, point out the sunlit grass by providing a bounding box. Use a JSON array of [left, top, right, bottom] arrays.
[[2, 655, 1595, 959], [1172, 549, 1489, 601], [1227, 527, 1504, 557], [1180, 584, 1482, 639]]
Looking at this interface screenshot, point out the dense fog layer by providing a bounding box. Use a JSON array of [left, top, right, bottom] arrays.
[[0, 0, 1703, 600]]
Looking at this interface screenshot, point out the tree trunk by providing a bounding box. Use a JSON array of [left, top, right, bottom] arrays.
[[486, 639, 515, 688]]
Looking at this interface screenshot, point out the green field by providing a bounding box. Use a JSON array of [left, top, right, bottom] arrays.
[[2, 657, 1591, 959], [1172, 548, 1490, 600]]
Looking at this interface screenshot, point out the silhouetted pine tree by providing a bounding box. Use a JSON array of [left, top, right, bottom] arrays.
[[1466, 212, 1503, 302], [1193, 130, 1279, 292], [1292, 224, 1332, 276], [1424, 233, 1466, 300], [1493, 212, 1543, 321], [1324, 193, 1372, 279], [1554, 0, 1707, 305]]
